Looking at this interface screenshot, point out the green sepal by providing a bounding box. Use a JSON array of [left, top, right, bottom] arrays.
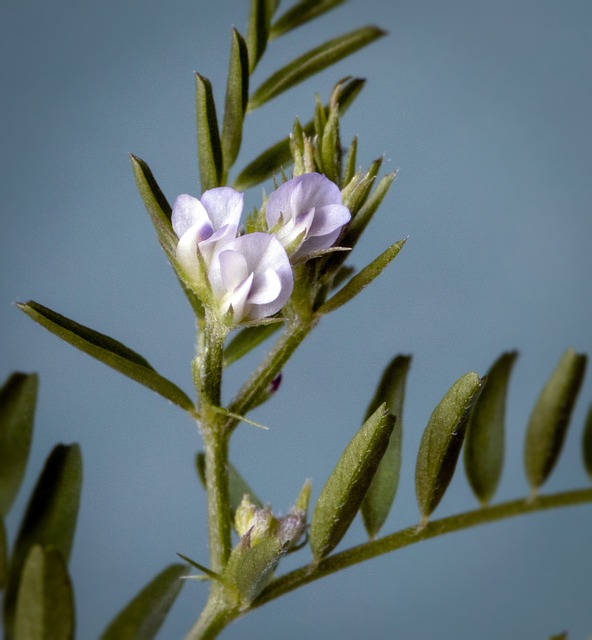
[[100, 564, 187, 640], [234, 78, 365, 189], [4, 444, 82, 637], [361, 355, 411, 538], [310, 404, 395, 562], [196, 453, 263, 519], [0, 518, 7, 590], [248, 26, 384, 111], [17, 301, 194, 412], [222, 28, 249, 178], [270, 0, 346, 40], [14, 545, 75, 640], [320, 106, 341, 184], [583, 405, 592, 479], [223, 323, 282, 367], [464, 351, 518, 504], [195, 73, 223, 192], [0, 372, 38, 517], [524, 348, 587, 491], [246, 0, 272, 72], [415, 372, 484, 520], [317, 239, 406, 315]]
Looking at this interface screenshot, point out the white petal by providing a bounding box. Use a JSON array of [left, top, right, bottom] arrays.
[[226, 272, 254, 323], [307, 203, 351, 237], [295, 172, 342, 209], [266, 180, 296, 228], [295, 229, 341, 259], [249, 268, 282, 304], [218, 248, 249, 292], [172, 194, 210, 238], [200, 187, 244, 231], [176, 226, 203, 283]]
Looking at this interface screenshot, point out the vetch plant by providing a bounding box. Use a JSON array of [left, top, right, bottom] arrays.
[[2, 1, 591, 639]]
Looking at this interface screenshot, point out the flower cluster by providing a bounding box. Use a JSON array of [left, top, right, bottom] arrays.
[[172, 173, 350, 324]]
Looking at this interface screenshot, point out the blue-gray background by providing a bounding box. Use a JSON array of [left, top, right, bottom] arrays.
[[2, 1, 591, 638]]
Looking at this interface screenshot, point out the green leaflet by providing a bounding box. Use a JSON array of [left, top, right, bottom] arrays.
[[4, 444, 81, 637], [342, 136, 358, 186], [18, 301, 194, 412], [0, 373, 38, 517], [14, 545, 75, 640], [223, 323, 282, 367], [100, 564, 187, 640], [309, 404, 395, 562], [234, 78, 365, 189], [318, 239, 406, 315], [270, 0, 346, 40], [320, 107, 341, 184], [248, 26, 384, 111], [361, 355, 411, 538], [196, 453, 263, 518], [464, 351, 518, 505], [524, 348, 587, 491], [583, 405, 592, 479], [195, 73, 223, 192], [222, 29, 249, 177], [246, 0, 272, 73], [415, 372, 483, 520]]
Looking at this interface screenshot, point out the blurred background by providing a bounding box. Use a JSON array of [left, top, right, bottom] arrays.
[[1, 0, 591, 637]]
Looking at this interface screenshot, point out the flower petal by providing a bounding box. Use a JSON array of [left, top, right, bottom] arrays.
[[307, 203, 351, 237], [249, 269, 282, 304], [176, 225, 203, 282], [200, 187, 244, 231], [219, 248, 249, 292], [172, 194, 211, 238]]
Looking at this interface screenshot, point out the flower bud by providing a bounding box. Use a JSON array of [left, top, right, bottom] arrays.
[[235, 495, 278, 547]]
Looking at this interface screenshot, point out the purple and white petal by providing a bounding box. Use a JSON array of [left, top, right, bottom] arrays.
[[172, 194, 211, 239], [200, 187, 244, 231]]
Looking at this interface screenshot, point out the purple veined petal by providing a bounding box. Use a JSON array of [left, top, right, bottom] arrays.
[[176, 225, 204, 278], [199, 223, 239, 266], [172, 194, 211, 238], [200, 187, 244, 231], [307, 203, 351, 237], [265, 179, 299, 229], [249, 268, 282, 304], [294, 229, 342, 258], [218, 248, 250, 293], [225, 272, 254, 323], [295, 172, 342, 209]]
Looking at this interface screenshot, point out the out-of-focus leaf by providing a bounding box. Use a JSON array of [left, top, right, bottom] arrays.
[[223, 323, 282, 367], [270, 0, 346, 39], [234, 78, 365, 189], [310, 404, 395, 562], [361, 356, 411, 538], [0, 518, 7, 590], [318, 239, 406, 315], [4, 445, 81, 637], [100, 564, 186, 640], [196, 454, 263, 518], [246, 0, 271, 72], [195, 73, 223, 192], [583, 405, 592, 479], [14, 545, 74, 640], [415, 372, 484, 520], [342, 136, 358, 186], [464, 351, 518, 504], [248, 27, 385, 111], [222, 29, 249, 177], [320, 107, 341, 184], [524, 348, 587, 491], [17, 301, 193, 412], [0, 373, 38, 517]]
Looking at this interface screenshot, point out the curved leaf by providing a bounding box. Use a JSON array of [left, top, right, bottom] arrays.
[[17, 301, 194, 411], [0, 372, 38, 516], [361, 355, 411, 538], [525, 348, 587, 491], [270, 0, 346, 40], [310, 404, 395, 562], [14, 545, 74, 640], [223, 323, 282, 367], [415, 372, 484, 520], [464, 351, 518, 504], [100, 564, 186, 640], [246, 0, 272, 72], [4, 444, 81, 637], [248, 26, 385, 111], [195, 73, 223, 192], [583, 405, 592, 479]]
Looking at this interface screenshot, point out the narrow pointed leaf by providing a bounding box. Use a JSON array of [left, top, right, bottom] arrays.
[[0, 519, 7, 590], [270, 0, 346, 39], [176, 553, 222, 583], [524, 348, 587, 491], [464, 351, 518, 504], [196, 454, 263, 517], [246, 0, 271, 72], [222, 29, 249, 176], [361, 355, 411, 538], [320, 107, 341, 184], [0, 372, 38, 517], [248, 26, 385, 111], [100, 564, 186, 640], [14, 545, 74, 640], [318, 239, 406, 315], [415, 372, 484, 520], [4, 444, 81, 636], [195, 73, 223, 191], [342, 136, 358, 186], [223, 323, 282, 367], [345, 170, 396, 244], [18, 301, 193, 411], [234, 78, 365, 189], [583, 405, 592, 479], [310, 404, 395, 562]]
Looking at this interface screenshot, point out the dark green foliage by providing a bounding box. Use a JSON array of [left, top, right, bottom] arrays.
[[195, 73, 223, 192]]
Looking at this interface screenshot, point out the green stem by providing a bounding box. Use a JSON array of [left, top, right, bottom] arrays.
[[253, 487, 592, 608], [186, 594, 239, 640]]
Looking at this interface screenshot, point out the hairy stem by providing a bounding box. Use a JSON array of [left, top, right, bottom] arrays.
[[253, 487, 592, 608]]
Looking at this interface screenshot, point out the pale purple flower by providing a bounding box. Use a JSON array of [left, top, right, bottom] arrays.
[[172, 187, 243, 285], [207, 232, 293, 323], [265, 172, 351, 260]]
